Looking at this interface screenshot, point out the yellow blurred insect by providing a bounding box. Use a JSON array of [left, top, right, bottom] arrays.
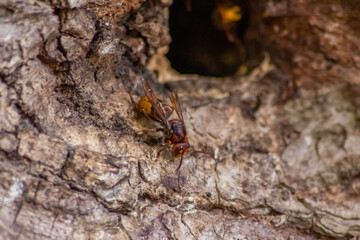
[[213, 0, 242, 42], [185, 0, 242, 43]]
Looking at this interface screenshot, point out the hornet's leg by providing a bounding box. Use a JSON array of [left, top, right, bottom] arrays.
[[157, 141, 171, 157], [176, 152, 185, 171], [127, 92, 137, 108]]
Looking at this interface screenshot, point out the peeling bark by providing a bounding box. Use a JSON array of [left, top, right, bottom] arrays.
[[1, 0, 360, 239]]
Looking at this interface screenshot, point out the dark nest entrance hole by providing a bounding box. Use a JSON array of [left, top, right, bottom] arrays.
[[167, 0, 253, 77]]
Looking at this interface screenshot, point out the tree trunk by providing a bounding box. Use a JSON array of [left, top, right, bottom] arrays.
[[1, 0, 360, 239]]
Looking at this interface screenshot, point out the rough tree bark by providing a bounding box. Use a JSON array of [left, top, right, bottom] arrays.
[[1, 0, 360, 239]]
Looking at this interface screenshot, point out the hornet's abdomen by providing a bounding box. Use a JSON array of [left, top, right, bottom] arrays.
[[137, 96, 152, 116], [137, 96, 173, 121]]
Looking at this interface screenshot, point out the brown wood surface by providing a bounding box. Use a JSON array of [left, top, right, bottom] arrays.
[[1, 0, 360, 239]]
